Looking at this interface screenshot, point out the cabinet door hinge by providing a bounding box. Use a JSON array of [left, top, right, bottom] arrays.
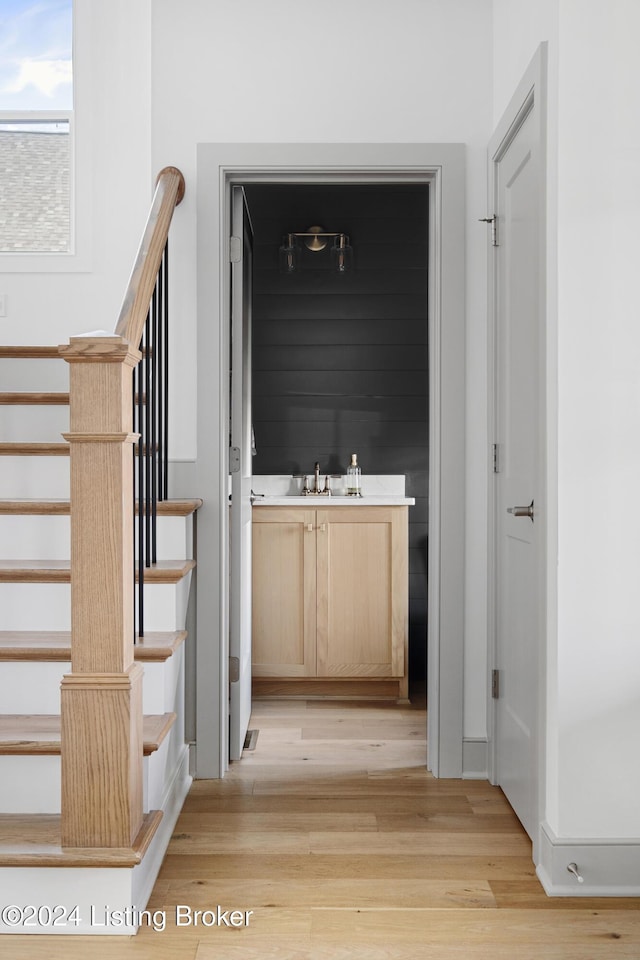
[[479, 215, 498, 247], [492, 668, 500, 699], [229, 446, 240, 473], [229, 656, 240, 683], [229, 236, 242, 263]]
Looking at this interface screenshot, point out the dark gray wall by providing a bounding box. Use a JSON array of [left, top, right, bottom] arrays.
[[245, 183, 428, 680]]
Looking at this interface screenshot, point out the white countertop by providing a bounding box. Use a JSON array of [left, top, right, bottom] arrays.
[[253, 496, 414, 506], [251, 474, 413, 504]]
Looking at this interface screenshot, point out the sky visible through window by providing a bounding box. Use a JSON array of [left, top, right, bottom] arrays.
[[0, 0, 72, 111]]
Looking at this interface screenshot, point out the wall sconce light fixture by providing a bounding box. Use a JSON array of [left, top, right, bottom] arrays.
[[279, 225, 353, 274]]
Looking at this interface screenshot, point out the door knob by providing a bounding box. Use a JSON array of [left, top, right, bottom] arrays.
[[507, 500, 534, 521]]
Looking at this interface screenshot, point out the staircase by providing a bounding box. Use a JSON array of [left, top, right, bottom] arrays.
[[0, 169, 196, 935]]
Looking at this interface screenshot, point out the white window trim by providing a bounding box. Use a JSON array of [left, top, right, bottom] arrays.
[[0, 2, 92, 274]]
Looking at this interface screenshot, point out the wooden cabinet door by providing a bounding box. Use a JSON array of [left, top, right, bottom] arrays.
[[316, 507, 407, 679], [252, 507, 317, 676]]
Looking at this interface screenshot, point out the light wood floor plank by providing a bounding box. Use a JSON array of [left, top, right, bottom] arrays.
[[158, 853, 539, 882], [180, 795, 474, 815], [374, 812, 522, 833], [194, 943, 640, 960], [300, 721, 426, 741], [308, 830, 531, 857], [168, 831, 311, 855], [488, 878, 637, 910], [308, 907, 640, 944], [175, 811, 378, 833], [150, 878, 497, 910], [0, 937, 200, 959], [236, 740, 427, 767]]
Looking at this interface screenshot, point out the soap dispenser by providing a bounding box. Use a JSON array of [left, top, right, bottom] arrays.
[[346, 453, 362, 497]]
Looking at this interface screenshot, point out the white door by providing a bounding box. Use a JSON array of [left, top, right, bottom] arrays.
[[229, 185, 254, 761], [490, 52, 546, 840]]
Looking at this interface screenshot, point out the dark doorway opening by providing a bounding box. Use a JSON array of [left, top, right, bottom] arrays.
[[244, 182, 429, 685]]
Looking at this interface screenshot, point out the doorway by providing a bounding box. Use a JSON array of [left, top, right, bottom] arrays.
[[194, 143, 466, 780], [244, 182, 429, 694]]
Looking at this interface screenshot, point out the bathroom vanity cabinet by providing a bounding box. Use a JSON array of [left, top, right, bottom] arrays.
[[252, 504, 409, 700]]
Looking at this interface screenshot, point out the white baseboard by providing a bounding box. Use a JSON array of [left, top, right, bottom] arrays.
[[537, 821, 640, 897], [462, 737, 488, 779], [0, 746, 192, 935], [133, 744, 192, 914]]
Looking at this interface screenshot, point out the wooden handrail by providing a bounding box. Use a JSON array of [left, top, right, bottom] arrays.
[[114, 166, 185, 348]]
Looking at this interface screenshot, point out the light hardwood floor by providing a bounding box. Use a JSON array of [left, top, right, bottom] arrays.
[[3, 695, 639, 958]]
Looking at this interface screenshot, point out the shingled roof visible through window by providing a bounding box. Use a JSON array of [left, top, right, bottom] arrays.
[[0, 129, 70, 253]]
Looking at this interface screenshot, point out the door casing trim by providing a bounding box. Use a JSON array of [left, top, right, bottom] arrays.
[[195, 142, 466, 778]]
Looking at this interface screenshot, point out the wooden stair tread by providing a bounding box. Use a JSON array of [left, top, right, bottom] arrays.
[[0, 712, 176, 755], [0, 392, 69, 405], [0, 442, 69, 456], [0, 500, 70, 515], [0, 558, 196, 583], [0, 393, 149, 406], [0, 497, 203, 516], [0, 630, 187, 661], [0, 443, 178, 458], [0, 346, 62, 359], [0, 810, 161, 867]]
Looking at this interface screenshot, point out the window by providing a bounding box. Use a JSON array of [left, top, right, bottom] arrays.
[[0, 1, 73, 255]]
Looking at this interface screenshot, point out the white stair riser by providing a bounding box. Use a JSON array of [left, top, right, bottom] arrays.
[[0, 865, 147, 935], [0, 584, 69, 630], [0, 749, 171, 814], [0, 458, 69, 499], [0, 576, 193, 631], [0, 756, 60, 814], [0, 515, 69, 560], [0, 358, 68, 392], [0, 514, 193, 561], [138, 577, 193, 632], [0, 655, 182, 715], [0, 406, 69, 443], [135, 516, 194, 562]]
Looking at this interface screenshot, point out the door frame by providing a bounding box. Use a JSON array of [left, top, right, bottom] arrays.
[[195, 143, 466, 778], [228, 185, 254, 760], [486, 46, 548, 854]]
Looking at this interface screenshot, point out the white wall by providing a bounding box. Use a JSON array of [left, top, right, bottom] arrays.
[[0, 0, 152, 347], [151, 0, 494, 738], [555, 0, 640, 839], [493, 0, 640, 841], [492, 0, 558, 123]]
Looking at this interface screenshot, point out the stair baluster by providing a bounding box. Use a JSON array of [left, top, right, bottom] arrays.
[[134, 241, 169, 639]]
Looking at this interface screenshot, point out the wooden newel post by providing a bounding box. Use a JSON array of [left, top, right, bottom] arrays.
[[59, 334, 143, 848]]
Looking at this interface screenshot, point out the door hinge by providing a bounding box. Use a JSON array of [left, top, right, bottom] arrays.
[[479, 215, 498, 247], [229, 446, 240, 473], [229, 656, 240, 683], [492, 442, 501, 474], [229, 236, 242, 263], [492, 668, 500, 699]]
